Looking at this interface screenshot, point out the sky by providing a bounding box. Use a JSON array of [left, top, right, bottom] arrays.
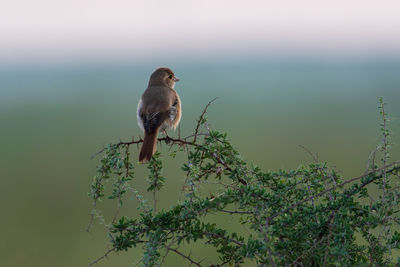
[[1, 0, 400, 63]]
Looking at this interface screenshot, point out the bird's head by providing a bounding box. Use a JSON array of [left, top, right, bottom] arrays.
[[148, 67, 180, 88]]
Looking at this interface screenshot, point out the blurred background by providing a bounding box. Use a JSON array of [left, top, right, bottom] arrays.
[[1, 0, 400, 266]]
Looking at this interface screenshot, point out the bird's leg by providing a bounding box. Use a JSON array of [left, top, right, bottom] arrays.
[[162, 130, 172, 144]]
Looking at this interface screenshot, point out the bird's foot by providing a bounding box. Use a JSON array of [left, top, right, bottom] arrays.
[[163, 132, 172, 144]]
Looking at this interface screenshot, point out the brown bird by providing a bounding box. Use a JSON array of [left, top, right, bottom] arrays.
[[137, 67, 181, 163]]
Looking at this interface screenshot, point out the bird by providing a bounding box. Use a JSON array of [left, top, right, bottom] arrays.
[[137, 67, 181, 163]]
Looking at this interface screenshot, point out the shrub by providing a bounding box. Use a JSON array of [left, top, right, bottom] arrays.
[[88, 98, 400, 266]]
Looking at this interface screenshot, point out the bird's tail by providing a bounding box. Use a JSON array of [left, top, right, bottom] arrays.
[[139, 129, 159, 163]]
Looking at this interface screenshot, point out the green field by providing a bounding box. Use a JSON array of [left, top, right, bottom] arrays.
[[1, 59, 399, 266]]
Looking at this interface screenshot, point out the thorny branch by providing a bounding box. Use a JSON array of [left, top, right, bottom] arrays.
[[89, 247, 115, 267], [166, 246, 203, 267], [268, 161, 400, 221], [92, 98, 219, 160], [193, 97, 218, 144]]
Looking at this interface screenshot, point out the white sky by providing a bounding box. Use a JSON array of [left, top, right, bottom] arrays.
[[1, 0, 400, 62]]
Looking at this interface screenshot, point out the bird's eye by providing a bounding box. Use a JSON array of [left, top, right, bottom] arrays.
[[168, 74, 173, 79]]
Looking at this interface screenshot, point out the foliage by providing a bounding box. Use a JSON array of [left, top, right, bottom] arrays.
[[88, 98, 400, 266]]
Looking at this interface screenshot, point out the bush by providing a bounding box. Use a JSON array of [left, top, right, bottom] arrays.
[[88, 98, 400, 266]]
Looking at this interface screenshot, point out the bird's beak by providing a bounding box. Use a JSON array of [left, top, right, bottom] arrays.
[[173, 76, 180, 82]]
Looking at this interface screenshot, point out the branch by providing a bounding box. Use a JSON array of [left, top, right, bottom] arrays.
[[299, 144, 319, 163], [89, 247, 115, 267], [220, 209, 252, 215], [91, 136, 201, 160], [92, 98, 220, 159], [86, 202, 97, 232], [193, 97, 218, 144], [203, 231, 244, 246], [211, 152, 247, 185], [166, 246, 203, 267], [379, 97, 390, 198], [268, 161, 400, 221]]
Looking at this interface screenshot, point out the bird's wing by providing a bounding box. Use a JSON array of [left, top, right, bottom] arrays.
[[140, 110, 170, 134]]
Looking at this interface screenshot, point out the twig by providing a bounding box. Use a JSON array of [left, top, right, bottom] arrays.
[[299, 144, 319, 163], [323, 210, 336, 265], [203, 231, 244, 246], [159, 238, 178, 267], [86, 201, 97, 232], [376, 98, 391, 248], [299, 145, 337, 203], [166, 246, 202, 267], [111, 146, 131, 224], [193, 97, 218, 144], [153, 189, 157, 215], [263, 218, 276, 267], [220, 209, 252, 215], [111, 201, 122, 224], [268, 161, 400, 221], [364, 145, 381, 174], [379, 98, 390, 196], [89, 247, 115, 266], [291, 236, 328, 266], [211, 152, 247, 185]]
